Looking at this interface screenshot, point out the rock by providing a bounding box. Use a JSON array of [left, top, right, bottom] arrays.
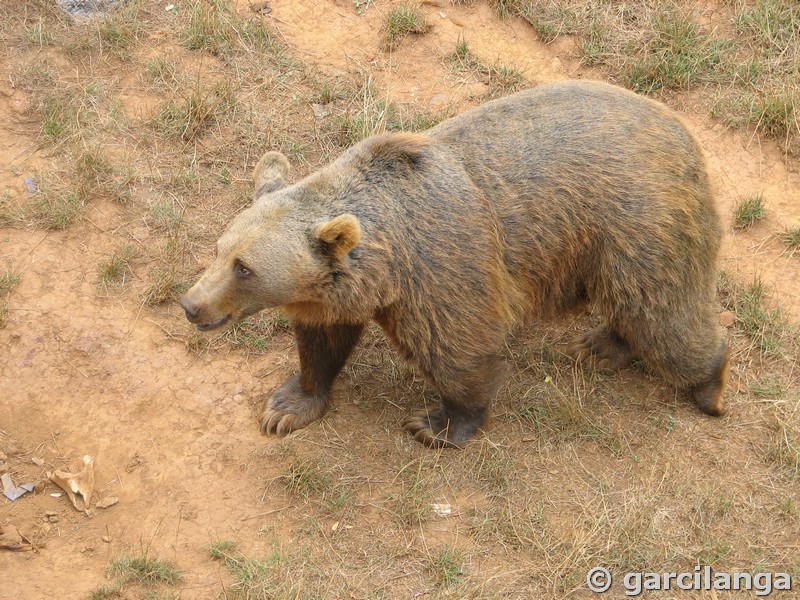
[[96, 496, 119, 509], [57, 0, 125, 18], [719, 311, 736, 328]]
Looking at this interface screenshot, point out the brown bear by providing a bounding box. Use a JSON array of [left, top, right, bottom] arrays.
[[180, 80, 730, 448]]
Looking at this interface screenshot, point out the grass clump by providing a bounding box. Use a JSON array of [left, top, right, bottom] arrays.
[[382, 4, 431, 51], [767, 414, 800, 480], [388, 460, 434, 526], [224, 311, 290, 352], [209, 540, 300, 599], [0, 267, 20, 295], [153, 83, 234, 142], [41, 92, 78, 141], [88, 580, 124, 600], [427, 547, 466, 588], [21, 188, 83, 230], [148, 200, 185, 233], [97, 245, 134, 289], [718, 272, 786, 354], [144, 56, 179, 89], [448, 39, 525, 98], [143, 266, 190, 306], [733, 0, 800, 55], [97, 15, 139, 59], [107, 553, 182, 586], [183, 0, 275, 58], [782, 227, 800, 250], [280, 460, 332, 500], [733, 193, 766, 228], [620, 8, 726, 93], [26, 19, 54, 47]]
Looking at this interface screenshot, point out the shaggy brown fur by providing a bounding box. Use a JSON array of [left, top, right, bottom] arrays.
[[180, 80, 729, 448]]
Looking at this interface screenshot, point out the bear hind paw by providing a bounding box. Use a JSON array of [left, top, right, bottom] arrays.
[[401, 408, 479, 449], [567, 325, 634, 373]]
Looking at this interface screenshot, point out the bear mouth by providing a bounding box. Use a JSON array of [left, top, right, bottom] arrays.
[[196, 314, 231, 331]]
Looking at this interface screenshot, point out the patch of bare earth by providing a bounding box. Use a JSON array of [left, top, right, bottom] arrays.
[[1, 1, 798, 598]]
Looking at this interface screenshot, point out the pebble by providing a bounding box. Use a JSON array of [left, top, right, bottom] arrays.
[[719, 310, 736, 328]]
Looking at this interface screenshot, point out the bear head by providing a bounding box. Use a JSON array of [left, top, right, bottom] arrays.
[[179, 151, 361, 331]]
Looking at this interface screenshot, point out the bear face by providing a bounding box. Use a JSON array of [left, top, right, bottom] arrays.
[[179, 161, 361, 331]]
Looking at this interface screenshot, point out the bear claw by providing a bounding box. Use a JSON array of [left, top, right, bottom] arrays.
[[259, 375, 327, 436]]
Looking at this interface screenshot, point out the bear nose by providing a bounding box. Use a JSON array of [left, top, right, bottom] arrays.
[[179, 297, 200, 322]]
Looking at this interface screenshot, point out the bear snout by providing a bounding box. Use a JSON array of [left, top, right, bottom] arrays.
[[178, 296, 201, 322]]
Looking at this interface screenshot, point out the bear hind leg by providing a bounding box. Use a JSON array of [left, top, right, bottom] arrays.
[[567, 324, 635, 373], [402, 353, 503, 448], [261, 321, 364, 436], [620, 311, 729, 417]]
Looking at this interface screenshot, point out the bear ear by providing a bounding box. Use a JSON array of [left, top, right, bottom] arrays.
[[314, 214, 361, 259], [252, 151, 290, 199]]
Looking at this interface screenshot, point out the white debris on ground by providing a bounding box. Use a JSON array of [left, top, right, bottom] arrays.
[[56, 0, 125, 18]]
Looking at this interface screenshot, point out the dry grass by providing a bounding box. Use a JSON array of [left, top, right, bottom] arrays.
[[448, 38, 527, 98], [718, 271, 788, 354], [494, 0, 800, 153]]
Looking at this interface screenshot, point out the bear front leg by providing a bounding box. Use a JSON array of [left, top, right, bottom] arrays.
[[260, 322, 364, 436], [402, 354, 503, 448]]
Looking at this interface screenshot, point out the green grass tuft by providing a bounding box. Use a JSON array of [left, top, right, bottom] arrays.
[[97, 245, 134, 289], [718, 272, 786, 354], [382, 4, 431, 51], [107, 554, 182, 586], [621, 9, 725, 93], [280, 460, 332, 500], [153, 83, 234, 142], [427, 548, 466, 587], [733, 193, 767, 228], [782, 227, 800, 250], [0, 267, 20, 295]]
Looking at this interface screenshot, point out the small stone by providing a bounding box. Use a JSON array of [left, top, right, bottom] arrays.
[[32, 457, 45, 467], [311, 103, 330, 121], [48, 515, 59, 523], [430, 93, 449, 108], [96, 496, 119, 509], [719, 311, 735, 328], [101, 535, 111, 543]]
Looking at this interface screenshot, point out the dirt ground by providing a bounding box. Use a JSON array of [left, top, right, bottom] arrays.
[[1, 1, 799, 599]]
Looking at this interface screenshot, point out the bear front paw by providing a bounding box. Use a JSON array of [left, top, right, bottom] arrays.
[[259, 375, 328, 436]]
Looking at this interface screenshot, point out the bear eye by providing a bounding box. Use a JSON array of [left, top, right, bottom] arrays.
[[235, 262, 251, 278]]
